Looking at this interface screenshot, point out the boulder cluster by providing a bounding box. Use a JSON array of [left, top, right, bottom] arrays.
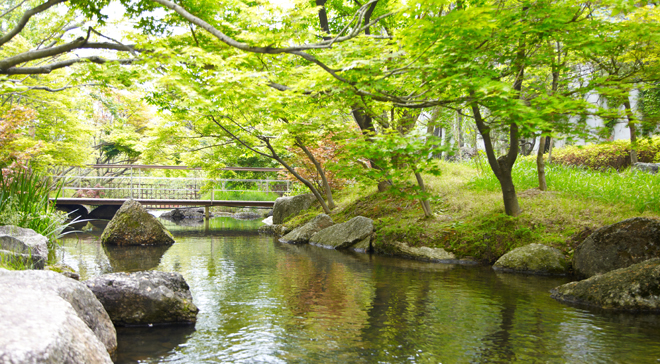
[[0, 199, 198, 363]]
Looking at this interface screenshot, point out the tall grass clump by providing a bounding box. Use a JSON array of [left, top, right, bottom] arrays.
[[470, 158, 660, 214], [0, 169, 66, 243]]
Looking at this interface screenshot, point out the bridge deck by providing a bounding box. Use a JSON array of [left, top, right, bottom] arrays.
[[52, 198, 274, 208]]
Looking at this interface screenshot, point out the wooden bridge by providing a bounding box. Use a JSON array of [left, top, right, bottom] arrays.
[[50, 164, 288, 211]]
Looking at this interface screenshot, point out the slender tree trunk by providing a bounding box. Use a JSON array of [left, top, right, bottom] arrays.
[[536, 135, 547, 191], [413, 171, 433, 217], [471, 103, 521, 216], [352, 107, 391, 192], [295, 138, 336, 210], [623, 99, 638, 164], [270, 151, 331, 214]]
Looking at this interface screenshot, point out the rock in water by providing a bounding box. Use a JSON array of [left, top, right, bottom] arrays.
[[0, 270, 117, 360], [573, 217, 660, 278], [551, 258, 660, 311], [101, 199, 175, 246], [85, 271, 199, 326], [376, 241, 455, 261], [0, 288, 113, 364], [310, 216, 373, 250], [493, 243, 569, 275], [272, 194, 316, 224], [0, 225, 48, 269], [280, 214, 334, 244]]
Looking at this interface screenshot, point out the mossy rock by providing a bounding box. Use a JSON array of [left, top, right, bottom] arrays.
[[101, 200, 174, 246], [551, 258, 660, 311], [493, 243, 569, 275]]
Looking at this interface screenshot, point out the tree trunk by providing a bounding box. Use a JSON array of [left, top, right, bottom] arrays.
[[352, 107, 391, 192], [295, 138, 336, 210], [536, 135, 547, 191], [471, 102, 521, 217], [548, 137, 554, 163], [413, 171, 433, 217], [623, 99, 638, 164]]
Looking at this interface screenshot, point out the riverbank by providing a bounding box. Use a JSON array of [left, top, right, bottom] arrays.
[[283, 161, 660, 264]]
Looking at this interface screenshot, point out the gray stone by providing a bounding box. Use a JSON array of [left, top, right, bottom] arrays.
[[573, 217, 660, 278], [161, 207, 211, 220], [45, 263, 80, 280], [258, 224, 291, 236], [0, 225, 48, 269], [233, 211, 262, 220], [0, 288, 113, 364], [310, 216, 373, 250], [552, 258, 660, 311], [280, 214, 334, 244], [101, 199, 175, 246], [85, 271, 199, 326], [493, 243, 569, 275], [633, 162, 660, 174], [0, 270, 117, 356], [376, 241, 455, 261], [272, 194, 316, 224]]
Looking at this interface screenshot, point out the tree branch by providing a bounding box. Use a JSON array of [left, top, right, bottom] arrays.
[[0, 0, 67, 47]]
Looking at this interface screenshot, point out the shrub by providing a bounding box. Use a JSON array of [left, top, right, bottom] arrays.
[[552, 137, 660, 170]]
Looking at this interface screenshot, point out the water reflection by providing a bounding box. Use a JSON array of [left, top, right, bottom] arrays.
[[57, 217, 660, 363], [103, 244, 172, 272]]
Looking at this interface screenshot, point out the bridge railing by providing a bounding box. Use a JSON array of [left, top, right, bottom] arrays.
[[51, 175, 290, 201]]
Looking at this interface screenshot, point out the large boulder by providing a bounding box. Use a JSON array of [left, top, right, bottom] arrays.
[[551, 258, 660, 311], [280, 214, 334, 244], [493, 243, 569, 275], [310, 216, 373, 250], [272, 194, 316, 224], [0, 269, 117, 359], [88, 205, 121, 220], [0, 287, 113, 364], [0, 225, 48, 269], [573, 217, 660, 278], [633, 162, 660, 174], [101, 199, 175, 246], [376, 241, 456, 261], [85, 271, 199, 326]]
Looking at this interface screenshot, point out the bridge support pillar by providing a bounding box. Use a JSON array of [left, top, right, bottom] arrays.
[[205, 206, 210, 220]]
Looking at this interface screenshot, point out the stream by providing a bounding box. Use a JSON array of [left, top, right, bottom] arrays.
[[57, 216, 660, 363]]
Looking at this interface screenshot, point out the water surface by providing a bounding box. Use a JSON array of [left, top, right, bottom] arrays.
[[58, 217, 660, 363]]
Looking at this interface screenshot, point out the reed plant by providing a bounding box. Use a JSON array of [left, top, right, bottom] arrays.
[[470, 158, 660, 214], [0, 169, 66, 243]]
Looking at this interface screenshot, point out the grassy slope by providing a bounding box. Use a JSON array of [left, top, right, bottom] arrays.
[[285, 161, 660, 264]]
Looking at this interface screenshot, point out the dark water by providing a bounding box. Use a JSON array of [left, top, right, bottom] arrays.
[[58, 217, 660, 363]]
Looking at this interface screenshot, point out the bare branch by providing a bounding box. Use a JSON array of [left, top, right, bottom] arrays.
[[0, 0, 67, 47], [1, 56, 137, 74]]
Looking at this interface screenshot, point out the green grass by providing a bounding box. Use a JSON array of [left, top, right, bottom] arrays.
[[0, 251, 35, 270], [202, 189, 280, 201], [282, 160, 660, 263], [470, 157, 660, 214]]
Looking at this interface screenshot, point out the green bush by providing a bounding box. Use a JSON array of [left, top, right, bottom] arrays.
[[552, 137, 660, 170], [0, 170, 66, 243]]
